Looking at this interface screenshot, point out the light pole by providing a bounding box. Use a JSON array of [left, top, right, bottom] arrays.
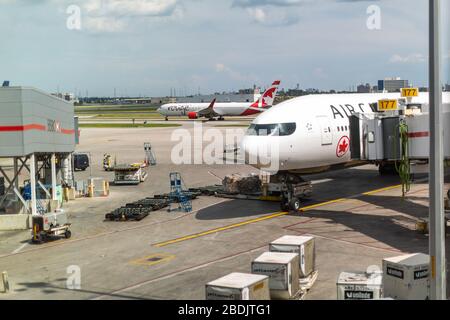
[[428, 0, 446, 300]]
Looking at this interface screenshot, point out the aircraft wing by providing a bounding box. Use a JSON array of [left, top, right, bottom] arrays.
[[197, 98, 218, 117]]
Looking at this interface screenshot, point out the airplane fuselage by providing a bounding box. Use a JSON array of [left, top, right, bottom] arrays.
[[242, 92, 449, 173], [158, 102, 258, 117]]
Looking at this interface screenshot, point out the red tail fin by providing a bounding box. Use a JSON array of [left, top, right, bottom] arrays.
[[250, 80, 280, 108]]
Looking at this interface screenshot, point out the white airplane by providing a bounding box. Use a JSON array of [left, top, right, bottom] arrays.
[[157, 80, 281, 121], [241, 92, 450, 210]]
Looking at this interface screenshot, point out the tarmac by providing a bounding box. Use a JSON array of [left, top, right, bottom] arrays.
[[0, 121, 449, 299]]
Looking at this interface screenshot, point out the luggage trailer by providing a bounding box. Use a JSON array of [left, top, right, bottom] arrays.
[[114, 164, 148, 185]]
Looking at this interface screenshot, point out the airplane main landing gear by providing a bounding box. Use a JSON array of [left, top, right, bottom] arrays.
[[165, 116, 168, 121], [218, 117, 225, 121]]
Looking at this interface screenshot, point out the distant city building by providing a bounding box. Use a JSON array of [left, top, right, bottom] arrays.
[[377, 77, 409, 92], [238, 87, 255, 95], [286, 89, 305, 96], [357, 83, 372, 93]]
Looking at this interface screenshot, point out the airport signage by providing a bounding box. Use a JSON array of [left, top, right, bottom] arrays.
[[401, 88, 419, 98], [377, 99, 398, 111]]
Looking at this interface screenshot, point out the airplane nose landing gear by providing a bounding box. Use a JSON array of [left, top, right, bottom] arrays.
[[289, 198, 302, 211], [281, 196, 302, 212], [275, 173, 312, 212]]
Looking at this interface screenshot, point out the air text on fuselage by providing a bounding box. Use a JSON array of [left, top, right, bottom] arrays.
[[330, 103, 371, 119]]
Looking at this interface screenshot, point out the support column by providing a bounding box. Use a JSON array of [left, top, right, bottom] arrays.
[[68, 153, 74, 187], [51, 153, 57, 200], [13, 157, 19, 195], [428, 0, 446, 300], [29, 154, 38, 216]]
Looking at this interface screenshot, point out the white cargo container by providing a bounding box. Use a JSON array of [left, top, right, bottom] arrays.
[[251, 252, 300, 300], [205, 272, 270, 300], [337, 271, 383, 300], [382, 253, 429, 300], [269, 235, 315, 278]]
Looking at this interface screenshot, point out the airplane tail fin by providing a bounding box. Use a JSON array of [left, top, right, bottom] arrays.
[[250, 80, 280, 109]]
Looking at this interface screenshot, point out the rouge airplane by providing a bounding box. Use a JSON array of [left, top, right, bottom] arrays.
[[157, 80, 280, 121]]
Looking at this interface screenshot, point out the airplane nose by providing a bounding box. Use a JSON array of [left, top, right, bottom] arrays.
[[241, 136, 265, 168], [241, 135, 282, 173], [241, 136, 253, 166]]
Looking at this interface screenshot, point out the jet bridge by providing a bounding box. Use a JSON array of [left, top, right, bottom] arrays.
[[350, 89, 450, 197], [350, 103, 450, 163]]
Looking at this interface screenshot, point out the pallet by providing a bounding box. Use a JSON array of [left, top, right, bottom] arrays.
[[300, 270, 319, 291], [291, 271, 319, 300]]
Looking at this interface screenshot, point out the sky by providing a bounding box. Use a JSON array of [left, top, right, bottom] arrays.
[[0, 0, 448, 97]]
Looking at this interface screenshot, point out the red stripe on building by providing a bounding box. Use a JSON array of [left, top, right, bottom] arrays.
[[0, 124, 45, 132], [0, 124, 74, 135], [61, 129, 76, 134], [408, 131, 429, 138], [23, 124, 47, 131]]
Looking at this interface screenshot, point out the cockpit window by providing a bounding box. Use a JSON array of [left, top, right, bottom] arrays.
[[247, 123, 296, 136]]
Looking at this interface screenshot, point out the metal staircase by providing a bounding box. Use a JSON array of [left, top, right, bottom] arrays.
[[144, 142, 157, 166], [167, 172, 192, 213]]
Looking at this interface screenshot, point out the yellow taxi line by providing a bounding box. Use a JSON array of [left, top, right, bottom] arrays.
[[153, 184, 402, 248]]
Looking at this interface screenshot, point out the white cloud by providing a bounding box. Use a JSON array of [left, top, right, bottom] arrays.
[[247, 7, 267, 23], [87, 0, 183, 32], [313, 67, 328, 79], [84, 0, 179, 18], [84, 16, 126, 32], [233, 0, 312, 7], [244, 6, 300, 26], [215, 63, 227, 72], [81, 0, 181, 32], [0, 0, 182, 32], [389, 53, 427, 64], [215, 63, 256, 82]]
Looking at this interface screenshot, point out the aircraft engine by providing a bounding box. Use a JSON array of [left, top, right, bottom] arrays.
[[188, 112, 198, 119]]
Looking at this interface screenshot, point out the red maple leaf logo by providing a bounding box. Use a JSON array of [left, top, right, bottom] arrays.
[[336, 136, 350, 158], [264, 88, 275, 99], [339, 139, 348, 153]]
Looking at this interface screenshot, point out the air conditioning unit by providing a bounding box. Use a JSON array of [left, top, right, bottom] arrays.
[[251, 252, 300, 300], [205, 272, 270, 300], [337, 271, 383, 300], [382, 253, 429, 300], [269, 235, 315, 278]]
